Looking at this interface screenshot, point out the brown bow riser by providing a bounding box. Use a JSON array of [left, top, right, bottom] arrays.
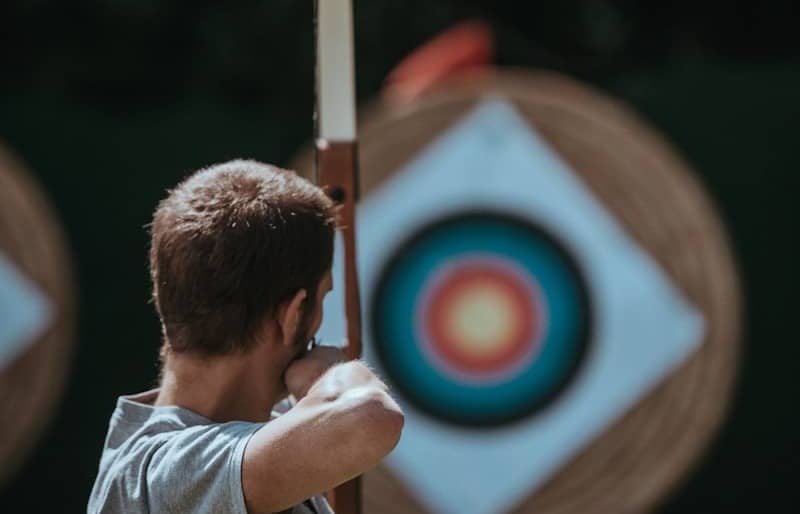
[[315, 139, 363, 514], [315, 139, 362, 362]]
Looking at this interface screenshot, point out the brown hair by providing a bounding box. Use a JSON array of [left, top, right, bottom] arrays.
[[149, 159, 335, 356]]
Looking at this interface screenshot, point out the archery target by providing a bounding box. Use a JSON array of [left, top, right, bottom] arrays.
[[372, 211, 591, 426], [0, 142, 75, 485], [296, 72, 740, 514], [313, 97, 707, 514]]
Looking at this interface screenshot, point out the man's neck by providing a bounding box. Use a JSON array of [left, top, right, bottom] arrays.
[[155, 344, 287, 423]]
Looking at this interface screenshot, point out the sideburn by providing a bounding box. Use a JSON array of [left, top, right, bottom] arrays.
[[292, 299, 318, 357]]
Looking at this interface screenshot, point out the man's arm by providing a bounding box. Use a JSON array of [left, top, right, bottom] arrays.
[[241, 359, 404, 514]]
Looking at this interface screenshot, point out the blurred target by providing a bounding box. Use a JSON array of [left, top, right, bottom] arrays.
[[372, 211, 591, 426], [291, 71, 741, 514], [0, 142, 75, 484]]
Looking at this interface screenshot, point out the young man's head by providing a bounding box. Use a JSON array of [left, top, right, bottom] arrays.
[[149, 159, 336, 370]]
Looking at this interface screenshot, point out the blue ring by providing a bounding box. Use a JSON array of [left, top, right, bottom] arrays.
[[371, 211, 592, 427]]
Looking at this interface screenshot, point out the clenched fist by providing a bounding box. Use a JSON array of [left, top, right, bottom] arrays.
[[283, 346, 346, 400]]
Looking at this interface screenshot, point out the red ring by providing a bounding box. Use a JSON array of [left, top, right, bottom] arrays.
[[423, 261, 539, 375]]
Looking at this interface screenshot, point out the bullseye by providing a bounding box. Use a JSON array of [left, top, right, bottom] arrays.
[[371, 211, 591, 426], [419, 258, 544, 380]]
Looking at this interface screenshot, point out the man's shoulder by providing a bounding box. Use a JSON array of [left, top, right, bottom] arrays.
[[89, 402, 261, 514], [103, 407, 260, 475]]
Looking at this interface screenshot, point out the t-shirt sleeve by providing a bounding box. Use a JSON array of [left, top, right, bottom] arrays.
[[146, 421, 261, 514]]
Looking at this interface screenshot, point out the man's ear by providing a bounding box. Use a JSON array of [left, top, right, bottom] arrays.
[[276, 289, 307, 347]]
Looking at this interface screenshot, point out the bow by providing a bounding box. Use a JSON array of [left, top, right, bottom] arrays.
[[314, 1, 362, 513]]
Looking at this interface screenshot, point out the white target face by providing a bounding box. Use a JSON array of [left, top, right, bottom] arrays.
[[317, 100, 704, 514], [0, 253, 52, 370]]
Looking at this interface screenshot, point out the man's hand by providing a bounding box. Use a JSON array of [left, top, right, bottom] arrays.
[[244, 359, 404, 514], [284, 345, 345, 399]]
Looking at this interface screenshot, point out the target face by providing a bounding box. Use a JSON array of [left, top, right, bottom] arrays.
[[312, 99, 707, 514], [372, 211, 591, 426]]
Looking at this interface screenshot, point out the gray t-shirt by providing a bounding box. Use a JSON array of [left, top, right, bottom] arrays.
[[88, 389, 334, 514]]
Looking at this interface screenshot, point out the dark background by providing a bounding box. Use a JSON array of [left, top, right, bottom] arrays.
[[1, 0, 798, 512]]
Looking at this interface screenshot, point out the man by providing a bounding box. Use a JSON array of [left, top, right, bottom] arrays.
[[88, 160, 404, 514]]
